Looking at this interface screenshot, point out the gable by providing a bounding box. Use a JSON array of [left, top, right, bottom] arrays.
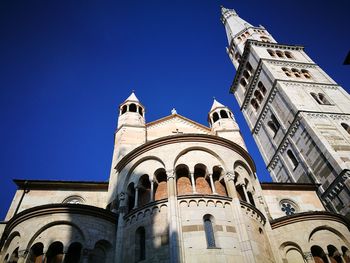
[[146, 114, 212, 141]]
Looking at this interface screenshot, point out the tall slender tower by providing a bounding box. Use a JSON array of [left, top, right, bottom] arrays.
[[221, 6, 350, 217]]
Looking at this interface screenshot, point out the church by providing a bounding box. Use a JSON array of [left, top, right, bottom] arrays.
[[1, 6, 350, 263]]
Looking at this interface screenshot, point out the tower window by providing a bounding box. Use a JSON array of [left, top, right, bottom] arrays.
[[203, 215, 216, 248], [138, 106, 143, 116], [220, 110, 229, 118], [212, 112, 219, 123], [287, 149, 298, 169], [341, 123, 350, 134], [285, 51, 294, 59], [267, 49, 275, 57], [129, 103, 137, 112], [267, 114, 280, 137], [311, 92, 331, 105], [258, 81, 267, 95], [291, 68, 301, 78], [301, 69, 311, 79], [121, 105, 127, 114], [246, 62, 253, 73], [240, 78, 247, 88], [254, 90, 263, 103], [243, 70, 250, 79], [276, 50, 284, 58], [251, 98, 259, 111], [135, 227, 146, 261], [282, 67, 292, 77]]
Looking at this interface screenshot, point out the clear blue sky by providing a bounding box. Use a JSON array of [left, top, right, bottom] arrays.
[[0, 0, 349, 220]]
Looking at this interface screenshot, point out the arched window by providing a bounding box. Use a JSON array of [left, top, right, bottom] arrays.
[[154, 168, 167, 201], [327, 245, 342, 263], [240, 78, 247, 88], [138, 106, 143, 116], [282, 67, 292, 77], [88, 240, 111, 263], [341, 123, 350, 134], [27, 242, 44, 263], [220, 110, 229, 118], [4, 254, 9, 262], [212, 166, 227, 196], [212, 112, 219, 123], [258, 81, 267, 95], [194, 164, 211, 195], [267, 114, 280, 137], [135, 227, 146, 261], [341, 246, 350, 263], [46, 242, 64, 263], [127, 183, 135, 212], [301, 69, 311, 79], [254, 90, 263, 103], [235, 184, 246, 202], [276, 50, 284, 58], [291, 68, 301, 78], [285, 51, 294, 59], [267, 49, 275, 57], [311, 92, 322, 104], [245, 31, 250, 37], [138, 174, 151, 207], [129, 103, 137, 112], [64, 242, 82, 263], [246, 62, 253, 73], [287, 150, 298, 169], [176, 165, 192, 195], [243, 70, 250, 79], [318, 93, 331, 105], [251, 98, 259, 111], [260, 36, 270, 42], [311, 246, 329, 263], [203, 215, 216, 248], [121, 105, 127, 114]]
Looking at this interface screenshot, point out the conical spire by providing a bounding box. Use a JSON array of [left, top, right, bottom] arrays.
[[125, 91, 139, 102], [210, 98, 225, 112]]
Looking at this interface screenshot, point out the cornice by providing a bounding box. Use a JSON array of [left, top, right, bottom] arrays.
[[13, 180, 108, 191], [115, 134, 256, 173], [270, 211, 350, 230]]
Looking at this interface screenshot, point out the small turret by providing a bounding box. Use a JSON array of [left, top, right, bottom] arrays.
[[208, 99, 246, 149], [117, 92, 145, 129]]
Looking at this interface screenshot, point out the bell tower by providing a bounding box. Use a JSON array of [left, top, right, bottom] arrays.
[[221, 6, 350, 218], [208, 99, 246, 149], [107, 92, 146, 204]]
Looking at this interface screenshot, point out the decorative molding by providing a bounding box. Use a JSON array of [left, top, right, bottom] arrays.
[[240, 200, 266, 225], [282, 81, 339, 90], [266, 60, 317, 69], [279, 139, 290, 154]]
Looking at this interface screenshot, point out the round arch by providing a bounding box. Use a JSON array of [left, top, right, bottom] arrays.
[[25, 221, 86, 251], [173, 147, 226, 171]]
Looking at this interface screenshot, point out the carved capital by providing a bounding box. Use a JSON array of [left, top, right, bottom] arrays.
[[166, 170, 175, 180], [303, 252, 313, 260], [225, 171, 235, 181], [18, 249, 28, 258], [118, 192, 126, 201]]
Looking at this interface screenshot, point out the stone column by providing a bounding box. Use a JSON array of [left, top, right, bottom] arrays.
[[208, 174, 217, 194], [133, 186, 139, 209], [166, 170, 182, 263], [242, 184, 250, 204], [114, 192, 128, 263], [17, 249, 28, 263], [190, 172, 197, 194], [81, 248, 91, 263], [224, 172, 237, 198], [150, 179, 154, 202]]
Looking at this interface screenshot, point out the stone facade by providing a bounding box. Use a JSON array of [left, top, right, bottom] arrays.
[[222, 6, 350, 218], [1, 6, 350, 263]]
